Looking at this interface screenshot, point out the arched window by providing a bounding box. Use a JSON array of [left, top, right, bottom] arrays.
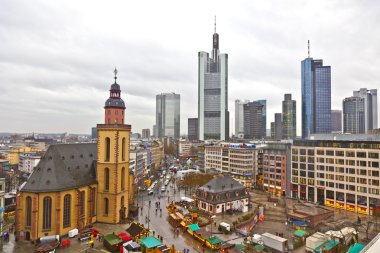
[[122, 138, 126, 161], [63, 194, 71, 227], [105, 168, 110, 191], [121, 167, 125, 190], [121, 196, 125, 207], [26, 196, 32, 227], [80, 191, 85, 216], [105, 137, 110, 161], [43, 197, 52, 230], [104, 198, 109, 215]]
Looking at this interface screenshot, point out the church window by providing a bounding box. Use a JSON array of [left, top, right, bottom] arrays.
[[80, 191, 85, 216], [91, 188, 96, 216], [121, 167, 125, 190], [105, 137, 110, 161], [105, 168, 110, 191], [122, 138, 126, 161], [43, 197, 52, 230], [26, 196, 32, 227], [63, 194, 71, 228], [121, 196, 125, 207], [104, 198, 109, 215]]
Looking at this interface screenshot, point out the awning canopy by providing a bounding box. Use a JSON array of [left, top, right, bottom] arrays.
[[189, 224, 200, 232], [140, 236, 162, 249], [294, 229, 309, 237], [292, 220, 308, 227], [348, 243, 365, 253], [206, 236, 222, 245]]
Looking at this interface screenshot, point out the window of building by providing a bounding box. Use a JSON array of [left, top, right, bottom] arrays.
[[121, 196, 124, 207], [326, 150, 334, 156], [369, 152, 379, 159], [43, 197, 52, 230], [91, 188, 96, 216], [105, 137, 111, 161], [80, 191, 85, 216], [357, 152, 367, 158], [105, 168, 110, 191], [26, 196, 32, 227], [121, 167, 125, 190], [104, 198, 109, 215], [122, 138, 126, 161], [63, 194, 71, 228]]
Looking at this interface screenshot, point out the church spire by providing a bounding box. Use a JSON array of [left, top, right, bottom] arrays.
[[212, 16, 219, 61]]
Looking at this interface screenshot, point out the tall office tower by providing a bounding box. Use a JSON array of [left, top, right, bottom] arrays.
[[258, 100, 267, 138], [353, 88, 378, 132], [188, 118, 199, 141], [156, 93, 180, 139], [343, 96, 365, 134], [142, 128, 151, 139], [274, 113, 283, 140], [331, 110, 342, 133], [153, 125, 157, 138], [270, 122, 275, 139], [301, 41, 331, 138], [282, 94, 297, 139], [235, 100, 249, 138], [198, 19, 229, 140], [243, 101, 264, 139]]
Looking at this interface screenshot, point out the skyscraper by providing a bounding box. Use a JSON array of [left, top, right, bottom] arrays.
[[188, 118, 198, 141], [343, 96, 365, 134], [198, 19, 229, 140], [301, 41, 331, 138], [274, 113, 282, 140], [243, 101, 264, 139], [142, 128, 151, 139], [156, 93, 180, 139], [235, 99, 249, 138], [331, 110, 342, 133], [282, 94, 296, 139], [353, 88, 378, 132]]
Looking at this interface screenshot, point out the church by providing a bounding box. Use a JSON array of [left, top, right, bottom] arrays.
[[15, 71, 135, 241]]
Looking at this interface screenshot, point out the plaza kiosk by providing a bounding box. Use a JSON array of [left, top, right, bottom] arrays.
[[139, 236, 162, 253], [126, 222, 150, 239], [103, 233, 123, 252]]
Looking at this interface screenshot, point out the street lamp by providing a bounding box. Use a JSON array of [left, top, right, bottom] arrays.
[[210, 215, 216, 237]]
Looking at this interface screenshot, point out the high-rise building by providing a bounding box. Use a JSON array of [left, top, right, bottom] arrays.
[[331, 110, 342, 133], [153, 125, 157, 138], [142, 128, 150, 139], [91, 127, 97, 139], [243, 101, 265, 139], [301, 41, 331, 138], [198, 19, 229, 141], [235, 100, 249, 138], [353, 88, 378, 132], [343, 96, 365, 134], [274, 113, 282, 140], [156, 93, 180, 139], [282, 94, 296, 139], [270, 122, 275, 139], [258, 100, 267, 138], [188, 118, 199, 141]]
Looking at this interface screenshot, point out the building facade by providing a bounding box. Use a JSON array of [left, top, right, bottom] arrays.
[[291, 139, 380, 215], [244, 101, 265, 139], [18, 152, 41, 174], [343, 96, 365, 134], [235, 100, 249, 138], [353, 88, 378, 132], [16, 72, 134, 241], [301, 48, 331, 138], [261, 143, 291, 197], [142, 129, 150, 139], [196, 175, 249, 214], [331, 110, 342, 133], [204, 142, 258, 187], [178, 139, 192, 157], [198, 23, 229, 141], [282, 94, 297, 139], [156, 93, 180, 139], [188, 118, 199, 141], [274, 113, 282, 140]]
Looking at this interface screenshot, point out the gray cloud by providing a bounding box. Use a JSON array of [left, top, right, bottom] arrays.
[[0, 0, 379, 135]]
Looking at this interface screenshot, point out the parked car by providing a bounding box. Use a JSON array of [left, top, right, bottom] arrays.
[[161, 186, 166, 192]]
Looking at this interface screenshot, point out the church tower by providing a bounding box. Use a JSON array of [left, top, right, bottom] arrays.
[[97, 69, 132, 223]]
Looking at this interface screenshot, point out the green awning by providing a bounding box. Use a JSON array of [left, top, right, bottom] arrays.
[[140, 236, 162, 249], [189, 223, 200, 231], [104, 234, 122, 246], [294, 229, 309, 237], [348, 243, 365, 253], [314, 240, 340, 252], [254, 245, 265, 251], [235, 244, 244, 250], [207, 236, 222, 245]]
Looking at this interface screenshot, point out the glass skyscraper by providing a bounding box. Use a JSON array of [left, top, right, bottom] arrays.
[[353, 88, 378, 132], [282, 94, 296, 139], [156, 93, 180, 139], [198, 21, 229, 140], [301, 53, 331, 138], [343, 96, 365, 134]]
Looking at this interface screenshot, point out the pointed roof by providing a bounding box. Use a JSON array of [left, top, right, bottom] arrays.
[[199, 175, 245, 193], [20, 143, 97, 192]]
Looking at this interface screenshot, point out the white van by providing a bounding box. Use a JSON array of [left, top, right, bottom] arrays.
[[219, 222, 231, 231]]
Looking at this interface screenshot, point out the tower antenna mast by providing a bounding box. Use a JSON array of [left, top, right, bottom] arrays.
[[308, 40, 310, 58]]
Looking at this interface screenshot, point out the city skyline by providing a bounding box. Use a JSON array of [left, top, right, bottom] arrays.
[[1, 1, 380, 134]]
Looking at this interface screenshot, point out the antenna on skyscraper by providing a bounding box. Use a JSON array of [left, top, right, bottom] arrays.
[[214, 15, 216, 33], [308, 40, 310, 58]]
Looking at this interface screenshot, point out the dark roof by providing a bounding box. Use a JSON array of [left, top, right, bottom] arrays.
[[199, 175, 245, 193], [111, 82, 120, 91], [21, 143, 97, 193], [105, 97, 125, 108], [126, 223, 145, 237]]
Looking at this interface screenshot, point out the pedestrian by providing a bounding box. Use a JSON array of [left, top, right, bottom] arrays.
[[202, 247, 205, 253], [155, 209, 158, 215], [168, 196, 170, 202], [153, 231, 155, 236]]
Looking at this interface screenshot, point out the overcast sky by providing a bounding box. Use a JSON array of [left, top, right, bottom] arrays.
[[0, 0, 379, 135]]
